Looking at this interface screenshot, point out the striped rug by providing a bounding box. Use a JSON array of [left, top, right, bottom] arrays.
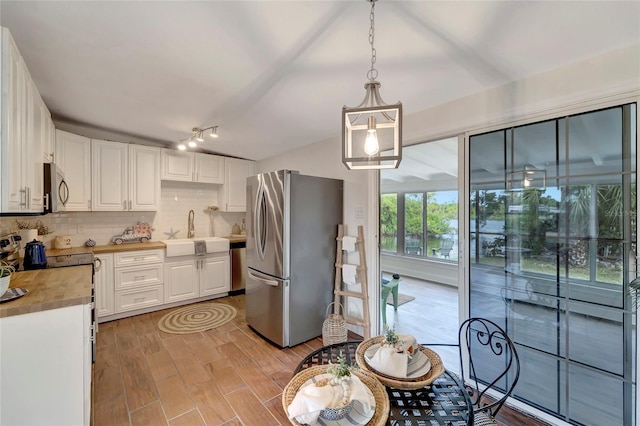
[[158, 302, 237, 334]]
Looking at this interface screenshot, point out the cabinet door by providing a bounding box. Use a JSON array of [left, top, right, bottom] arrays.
[[4, 34, 26, 212], [200, 254, 230, 296], [91, 139, 128, 211], [164, 258, 199, 303], [24, 74, 44, 212], [129, 144, 160, 211], [41, 100, 54, 163], [161, 149, 194, 181], [95, 253, 114, 318], [194, 153, 224, 184], [0, 304, 87, 425], [220, 158, 255, 212], [56, 130, 91, 211]]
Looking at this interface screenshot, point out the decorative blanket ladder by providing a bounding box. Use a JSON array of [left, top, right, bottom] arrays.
[[333, 224, 371, 339]]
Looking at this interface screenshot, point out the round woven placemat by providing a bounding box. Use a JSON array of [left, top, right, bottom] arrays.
[[282, 365, 389, 426], [157, 302, 237, 334], [355, 336, 445, 390]]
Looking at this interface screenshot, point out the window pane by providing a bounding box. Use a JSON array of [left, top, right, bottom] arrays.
[[380, 193, 397, 252], [427, 190, 458, 260], [404, 193, 423, 255]]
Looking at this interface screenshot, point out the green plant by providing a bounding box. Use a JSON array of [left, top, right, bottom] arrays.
[[0, 261, 15, 278], [383, 324, 402, 346], [327, 352, 353, 380]]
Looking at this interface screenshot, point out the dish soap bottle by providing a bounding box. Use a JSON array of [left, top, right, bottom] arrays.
[[241, 218, 246, 235]]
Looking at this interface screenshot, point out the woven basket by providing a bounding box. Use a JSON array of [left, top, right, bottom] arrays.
[[355, 336, 446, 390], [282, 365, 390, 426], [322, 302, 348, 345]]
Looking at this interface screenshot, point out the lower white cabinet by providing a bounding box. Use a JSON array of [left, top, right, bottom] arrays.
[[95, 253, 114, 317], [0, 304, 92, 425], [165, 252, 230, 303], [113, 249, 164, 313]]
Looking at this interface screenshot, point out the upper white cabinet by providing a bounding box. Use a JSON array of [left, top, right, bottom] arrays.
[[161, 149, 224, 184], [55, 130, 91, 211], [92, 140, 160, 211], [0, 28, 46, 213], [219, 157, 255, 212]]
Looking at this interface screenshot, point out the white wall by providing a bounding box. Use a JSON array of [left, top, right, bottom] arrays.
[[257, 43, 640, 337], [0, 183, 245, 248]]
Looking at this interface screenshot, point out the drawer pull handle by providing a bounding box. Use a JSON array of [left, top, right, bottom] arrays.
[[134, 297, 145, 303], [134, 257, 144, 261], [134, 275, 146, 280]]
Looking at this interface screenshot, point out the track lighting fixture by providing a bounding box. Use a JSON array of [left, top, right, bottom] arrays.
[[176, 125, 220, 150]]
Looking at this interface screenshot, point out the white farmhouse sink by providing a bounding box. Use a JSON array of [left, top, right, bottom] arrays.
[[200, 237, 230, 253], [162, 237, 229, 257], [162, 239, 196, 257]]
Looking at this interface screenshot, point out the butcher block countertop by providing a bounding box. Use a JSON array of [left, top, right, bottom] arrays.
[[224, 235, 247, 244], [91, 241, 167, 254], [0, 265, 93, 319]]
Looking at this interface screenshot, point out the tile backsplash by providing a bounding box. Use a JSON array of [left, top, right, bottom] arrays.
[[0, 181, 245, 248]]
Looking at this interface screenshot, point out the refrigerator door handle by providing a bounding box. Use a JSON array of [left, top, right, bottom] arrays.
[[248, 270, 279, 287], [254, 178, 267, 261]]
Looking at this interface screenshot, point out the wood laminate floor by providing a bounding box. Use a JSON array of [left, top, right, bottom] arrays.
[[93, 293, 552, 425]]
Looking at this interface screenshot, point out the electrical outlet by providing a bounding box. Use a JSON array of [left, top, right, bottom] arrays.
[[78, 224, 86, 234]]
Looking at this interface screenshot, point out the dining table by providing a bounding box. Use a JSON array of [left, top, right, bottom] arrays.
[[290, 340, 474, 425]]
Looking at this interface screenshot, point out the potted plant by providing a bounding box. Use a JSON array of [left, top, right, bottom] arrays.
[[0, 261, 16, 296]]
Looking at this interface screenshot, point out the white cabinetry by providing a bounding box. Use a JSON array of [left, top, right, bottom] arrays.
[[164, 252, 230, 303], [92, 140, 160, 211], [201, 253, 231, 295], [0, 304, 92, 425], [114, 249, 164, 313], [161, 149, 224, 184], [220, 157, 255, 212], [55, 130, 92, 211], [0, 28, 46, 213], [95, 253, 114, 318]]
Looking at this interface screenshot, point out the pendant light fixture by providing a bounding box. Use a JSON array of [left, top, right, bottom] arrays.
[[342, 0, 402, 170], [177, 126, 220, 150]]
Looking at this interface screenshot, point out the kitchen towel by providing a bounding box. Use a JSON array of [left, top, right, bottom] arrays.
[[287, 374, 374, 425], [342, 235, 357, 251], [342, 264, 358, 285]]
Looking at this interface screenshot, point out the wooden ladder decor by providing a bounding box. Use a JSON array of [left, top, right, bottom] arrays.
[[333, 224, 371, 339]]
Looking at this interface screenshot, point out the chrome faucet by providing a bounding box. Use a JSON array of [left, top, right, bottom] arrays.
[[187, 210, 195, 238]]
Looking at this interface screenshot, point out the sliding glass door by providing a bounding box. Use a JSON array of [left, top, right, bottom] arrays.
[[469, 103, 637, 425]]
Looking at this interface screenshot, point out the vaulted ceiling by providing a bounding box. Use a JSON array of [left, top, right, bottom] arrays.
[[1, 1, 639, 164]]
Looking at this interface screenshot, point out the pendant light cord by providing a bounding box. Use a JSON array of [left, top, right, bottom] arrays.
[[367, 0, 378, 82]]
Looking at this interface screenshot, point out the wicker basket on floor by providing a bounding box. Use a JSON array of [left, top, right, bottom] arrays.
[[322, 302, 348, 345]]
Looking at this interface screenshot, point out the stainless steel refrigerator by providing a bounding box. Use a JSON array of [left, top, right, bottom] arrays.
[[245, 170, 343, 347]]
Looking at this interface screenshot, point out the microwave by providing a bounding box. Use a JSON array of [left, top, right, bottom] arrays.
[[43, 163, 69, 213]]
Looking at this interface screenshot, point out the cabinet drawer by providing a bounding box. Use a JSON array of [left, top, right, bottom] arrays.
[[115, 249, 164, 267], [115, 286, 164, 313], [115, 263, 163, 289]]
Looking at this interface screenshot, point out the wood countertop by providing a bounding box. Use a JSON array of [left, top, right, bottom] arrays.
[[224, 235, 247, 243], [92, 241, 166, 254], [0, 265, 93, 318]]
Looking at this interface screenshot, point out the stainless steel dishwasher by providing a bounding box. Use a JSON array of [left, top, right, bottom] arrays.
[[230, 240, 246, 294]]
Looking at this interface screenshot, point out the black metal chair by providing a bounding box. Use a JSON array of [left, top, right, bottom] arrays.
[[425, 317, 520, 426]]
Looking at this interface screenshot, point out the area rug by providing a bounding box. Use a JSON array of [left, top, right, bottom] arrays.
[[386, 293, 415, 306], [158, 302, 237, 334]]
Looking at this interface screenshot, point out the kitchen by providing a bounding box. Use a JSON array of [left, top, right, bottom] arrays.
[[1, 2, 639, 426]]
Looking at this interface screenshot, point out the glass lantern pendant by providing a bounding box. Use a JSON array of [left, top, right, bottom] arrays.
[[342, 0, 402, 170]]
